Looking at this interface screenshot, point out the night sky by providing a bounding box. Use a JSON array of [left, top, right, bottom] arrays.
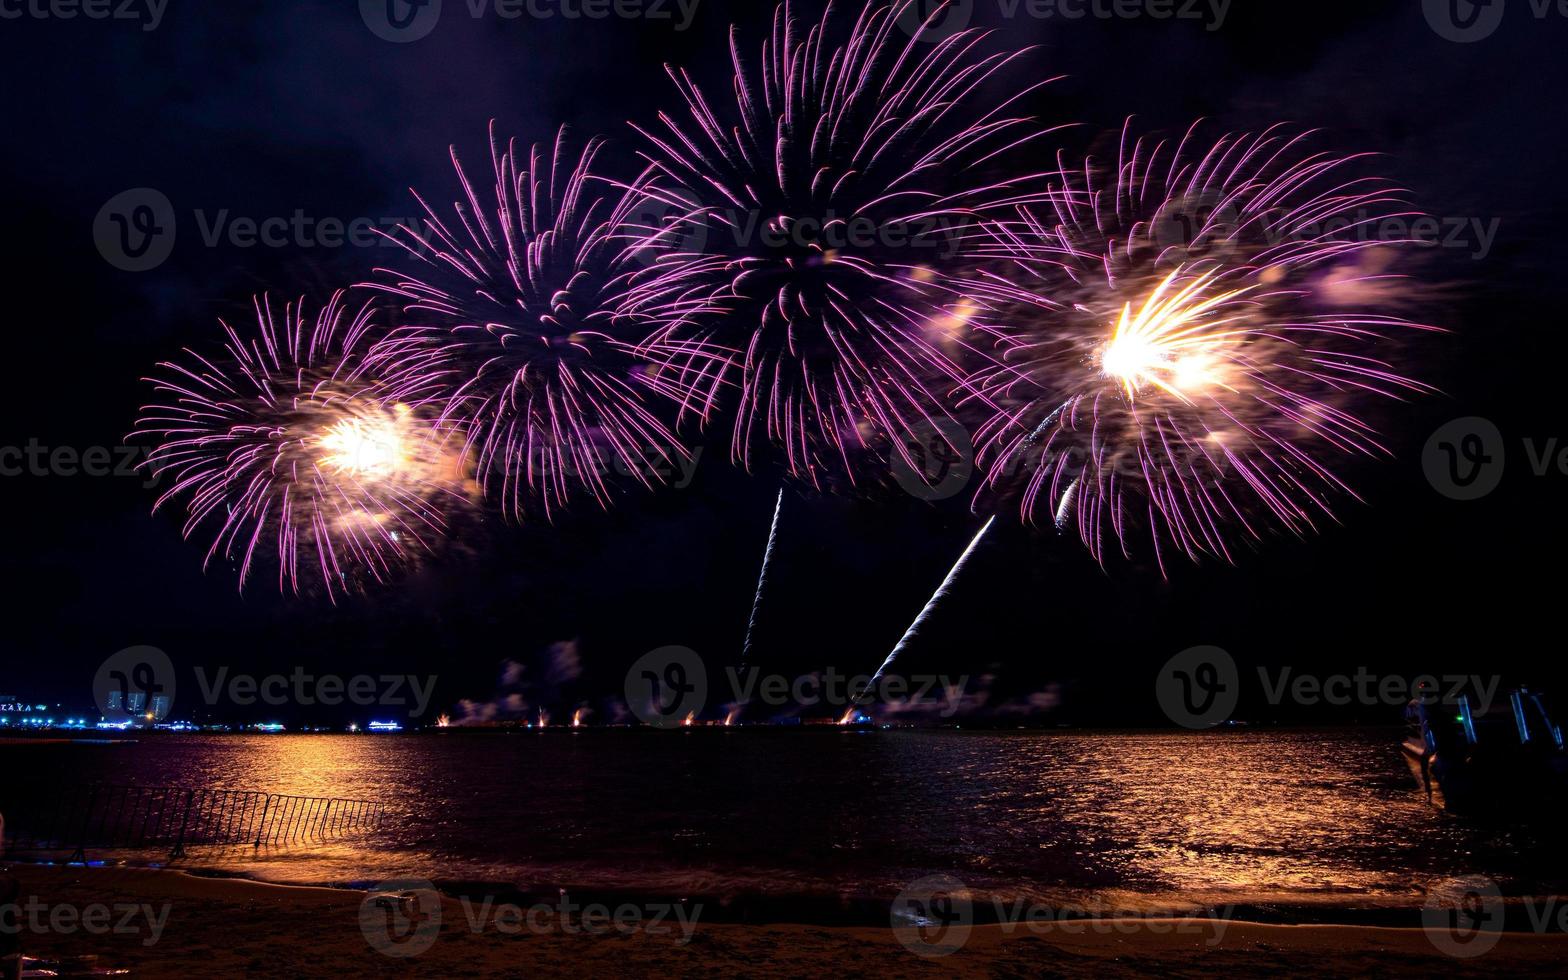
[[2, 0, 1564, 725]]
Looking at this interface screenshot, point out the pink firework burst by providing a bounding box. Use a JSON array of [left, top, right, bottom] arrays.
[[628, 0, 1059, 488], [364, 126, 725, 521], [956, 121, 1440, 570], [133, 292, 469, 600]]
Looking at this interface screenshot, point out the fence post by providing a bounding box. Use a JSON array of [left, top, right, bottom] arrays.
[[169, 790, 195, 860], [253, 796, 274, 849], [67, 786, 98, 866]]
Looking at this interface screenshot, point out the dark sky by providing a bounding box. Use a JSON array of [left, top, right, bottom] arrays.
[[2, 0, 1564, 725]]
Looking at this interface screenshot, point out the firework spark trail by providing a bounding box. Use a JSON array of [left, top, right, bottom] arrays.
[[741, 488, 785, 662], [947, 120, 1439, 566], [845, 516, 995, 721], [132, 292, 466, 600], [627, 0, 1063, 490], [363, 125, 730, 521]]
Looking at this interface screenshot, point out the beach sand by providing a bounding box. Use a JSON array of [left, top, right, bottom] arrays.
[[4, 864, 1564, 977]]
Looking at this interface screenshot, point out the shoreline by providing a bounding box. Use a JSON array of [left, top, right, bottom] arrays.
[[5, 864, 1566, 977], [0, 724, 1410, 739], [7, 856, 1568, 932]]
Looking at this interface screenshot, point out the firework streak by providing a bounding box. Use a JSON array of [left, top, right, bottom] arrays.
[[741, 489, 786, 662], [846, 515, 996, 721]]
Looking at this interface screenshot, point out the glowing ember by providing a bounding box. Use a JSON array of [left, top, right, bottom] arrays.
[[317, 409, 415, 479], [1097, 268, 1248, 401]]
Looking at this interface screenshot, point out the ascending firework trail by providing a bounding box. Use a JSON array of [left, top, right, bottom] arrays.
[[741, 489, 785, 663], [843, 517, 995, 723]]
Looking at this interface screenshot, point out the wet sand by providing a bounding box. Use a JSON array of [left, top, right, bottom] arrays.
[[4, 863, 1565, 977]]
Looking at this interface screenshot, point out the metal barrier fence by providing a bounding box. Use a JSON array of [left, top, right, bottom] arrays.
[[1, 784, 389, 862]]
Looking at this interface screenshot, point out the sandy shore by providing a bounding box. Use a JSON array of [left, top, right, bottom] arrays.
[[3, 863, 1565, 977]]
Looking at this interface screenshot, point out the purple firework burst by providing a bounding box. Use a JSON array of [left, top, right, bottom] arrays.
[[955, 121, 1440, 570], [133, 292, 469, 600], [363, 126, 725, 521], [628, 0, 1058, 488]]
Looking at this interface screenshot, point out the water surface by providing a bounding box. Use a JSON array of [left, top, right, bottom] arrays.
[[5, 728, 1562, 916]]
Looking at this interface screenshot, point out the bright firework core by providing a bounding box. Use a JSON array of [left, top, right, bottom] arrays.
[[1096, 267, 1248, 401], [317, 405, 417, 479]]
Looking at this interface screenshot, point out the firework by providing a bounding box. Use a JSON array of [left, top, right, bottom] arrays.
[[628, 0, 1058, 488], [955, 121, 1438, 570], [364, 126, 726, 521], [133, 292, 467, 599], [844, 515, 995, 723], [741, 488, 785, 662]]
